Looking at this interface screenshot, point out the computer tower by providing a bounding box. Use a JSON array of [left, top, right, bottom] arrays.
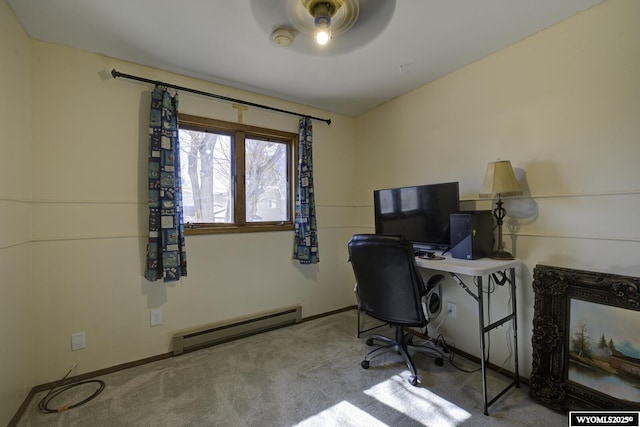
[[450, 211, 494, 260]]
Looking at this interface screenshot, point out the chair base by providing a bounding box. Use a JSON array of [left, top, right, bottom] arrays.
[[360, 325, 444, 386]]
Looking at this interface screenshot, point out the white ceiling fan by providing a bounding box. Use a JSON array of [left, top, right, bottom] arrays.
[[250, 0, 396, 54], [286, 0, 361, 46]]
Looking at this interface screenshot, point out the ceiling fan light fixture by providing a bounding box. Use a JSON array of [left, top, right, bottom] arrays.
[[286, 0, 359, 47], [313, 3, 332, 45]]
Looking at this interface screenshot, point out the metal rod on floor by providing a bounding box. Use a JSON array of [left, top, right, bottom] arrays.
[[110, 69, 332, 125]]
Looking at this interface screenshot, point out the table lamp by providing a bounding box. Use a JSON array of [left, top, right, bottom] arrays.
[[479, 160, 522, 260]]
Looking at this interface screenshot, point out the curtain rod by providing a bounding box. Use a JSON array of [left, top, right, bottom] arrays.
[[111, 69, 331, 125]]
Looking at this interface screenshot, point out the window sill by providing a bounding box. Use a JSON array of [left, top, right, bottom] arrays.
[[185, 223, 294, 235]]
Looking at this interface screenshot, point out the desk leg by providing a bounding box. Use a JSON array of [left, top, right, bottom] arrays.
[[477, 276, 489, 415], [510, 267, 520, 388]]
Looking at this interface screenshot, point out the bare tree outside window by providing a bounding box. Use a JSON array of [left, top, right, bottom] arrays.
[[245, 138, 287, 222], [177, 114, 296, 234], [179, 129, 233, 223]]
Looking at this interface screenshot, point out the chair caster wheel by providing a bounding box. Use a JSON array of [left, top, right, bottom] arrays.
[[408, 375, 418, 386], [365, 338, 374, 346], [361, 360, 370, 369], [435, 357, 444, 366]]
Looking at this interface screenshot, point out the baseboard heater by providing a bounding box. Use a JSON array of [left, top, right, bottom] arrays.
[[172, 305, 302, 355]]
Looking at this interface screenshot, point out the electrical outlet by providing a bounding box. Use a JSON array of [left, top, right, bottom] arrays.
[[71, 332, 86, 351], [150, 308, 163, 326], [447, 302, 457, 318]]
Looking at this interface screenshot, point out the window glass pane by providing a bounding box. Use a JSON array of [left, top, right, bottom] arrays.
[[245, 138, 288, 222], [179, 129, 233, 223]]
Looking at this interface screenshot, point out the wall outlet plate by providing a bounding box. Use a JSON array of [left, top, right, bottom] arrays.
[[447, 302, 457, 318], [150, 308, 163, 326], [71, 332, 86, 351]]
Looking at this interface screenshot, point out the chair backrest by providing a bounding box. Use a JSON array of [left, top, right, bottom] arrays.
[[348, 234, 427, 327]]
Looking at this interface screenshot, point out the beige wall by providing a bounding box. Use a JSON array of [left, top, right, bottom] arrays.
[[27, 43, 358, 385], [355, 0, 640, 376], [0, 1, 34, 424], [1, 3, 357, 422]]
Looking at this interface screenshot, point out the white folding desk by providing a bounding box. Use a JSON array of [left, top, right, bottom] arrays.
[[415, 255, 521, 415]]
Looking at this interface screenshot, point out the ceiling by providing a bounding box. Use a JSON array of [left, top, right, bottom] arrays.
[[8, 0, 603, 117]]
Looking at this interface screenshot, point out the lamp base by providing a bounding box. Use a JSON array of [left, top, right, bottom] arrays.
[[489, 250, 515, 260]]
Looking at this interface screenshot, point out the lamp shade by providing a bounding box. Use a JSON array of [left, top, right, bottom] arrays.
[[479, 160, 522, 199]]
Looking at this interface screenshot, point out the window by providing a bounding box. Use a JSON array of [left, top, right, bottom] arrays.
[[178, 113, 297, 234]]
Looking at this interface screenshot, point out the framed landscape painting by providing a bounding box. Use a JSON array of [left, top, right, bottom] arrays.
[[568, 299, 640, 404], [530, 264, 640, 411]]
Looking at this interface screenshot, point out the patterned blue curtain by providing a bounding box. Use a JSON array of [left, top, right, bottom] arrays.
[[144, 86, 187, 282], [293, 117, 319, 264]]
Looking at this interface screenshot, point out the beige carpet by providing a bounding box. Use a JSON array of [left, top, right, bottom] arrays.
[[16, 310, 566, 426]]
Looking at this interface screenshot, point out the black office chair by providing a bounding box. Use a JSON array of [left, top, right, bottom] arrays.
[[348, 234, 445, 386]]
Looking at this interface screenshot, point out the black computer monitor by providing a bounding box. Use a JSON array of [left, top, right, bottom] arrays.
[[374, 181, 460, 250]]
